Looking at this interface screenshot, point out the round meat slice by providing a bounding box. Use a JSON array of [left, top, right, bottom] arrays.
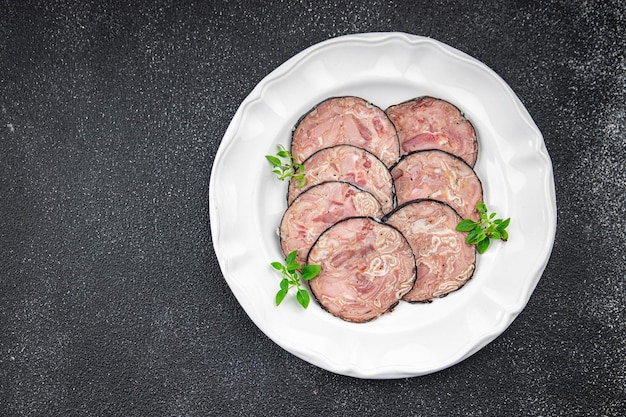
[[386, 96, 478, 167], [279, 181, 383, 265], [291, 96, 400, 167], [384, 200, 476, 302], [391, 150, 483, 221], [307, 217, 416, 323], [287, 144, 394, 213]]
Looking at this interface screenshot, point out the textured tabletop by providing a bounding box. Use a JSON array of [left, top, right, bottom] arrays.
[[1, 1, 625, 416]]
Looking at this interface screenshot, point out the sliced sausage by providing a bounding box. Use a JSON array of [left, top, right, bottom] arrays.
[[383, 200, 476, 302], [279, 181, 383, 265], [386, 96, 478, 167], [291, 96, 400, 167], [391, 150, 483, 221], [287, 144, 395, 213], [307, 217, 416, 323]]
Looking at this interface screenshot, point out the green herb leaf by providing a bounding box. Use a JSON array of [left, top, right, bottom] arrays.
[[457, 202, 511, 254], [265, 155, 282, 167], [296, 289, 310, 309], [285, 250, 297, 265], [466, 228, 484, 245], [265, 145, 307, 186], [276, 149, 290, 158], [286, 261, 300, 273], [270, 261, 284, 271], [301, 264, 321, 280], [476, 237, 490, 254], [456, 219, 476, 232], [276, 289, 287, 306], [270, 250, 322, 309]]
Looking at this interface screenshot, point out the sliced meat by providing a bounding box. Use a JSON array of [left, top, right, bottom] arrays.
[[307, 217, 416, 323], [383, 199, 476, 302], [279, 181, 383, 265], [291, 96, 400, 167], [391, 150, 483, 221], [386, 96, 478, 167], [287, 144, 395, 213]]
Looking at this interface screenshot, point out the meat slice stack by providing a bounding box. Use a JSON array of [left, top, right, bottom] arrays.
[[277, 95, 484, 322], [287, 144, 394, 213], [280, 181, 383, 265]]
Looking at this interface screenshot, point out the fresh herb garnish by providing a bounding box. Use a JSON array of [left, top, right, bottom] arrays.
[[265, 145, 306, 187], [270, 250, 321, 309], [456, 202, 510, 254]]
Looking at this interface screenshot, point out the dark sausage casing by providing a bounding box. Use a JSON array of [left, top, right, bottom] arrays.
[[386, 96, 478, 167], [384, 199, 476, 302], [307, 217, 416, 323], [391, 149, 483, 221], [291, 96, 400, 167]]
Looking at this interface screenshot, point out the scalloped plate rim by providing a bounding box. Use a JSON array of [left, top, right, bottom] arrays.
[[209, 32, 556, 379]]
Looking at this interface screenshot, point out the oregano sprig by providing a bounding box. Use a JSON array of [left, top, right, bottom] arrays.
[[456, 202, 511, 254], [270, 250, 321, 309], [265, 145, 306, 187]]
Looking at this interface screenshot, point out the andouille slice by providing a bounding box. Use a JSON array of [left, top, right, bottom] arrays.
[[279, 181, 383, 265], [287, 144, 395, 214], [386, 96, 478, 167], [291, 96, 400, 167], [391, 149, 483, 221], [384, 199, 476, 302], [307, 217, 416, 323]]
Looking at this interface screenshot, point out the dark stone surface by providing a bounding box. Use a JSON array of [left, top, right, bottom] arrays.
[[1, 1, 624, 416]]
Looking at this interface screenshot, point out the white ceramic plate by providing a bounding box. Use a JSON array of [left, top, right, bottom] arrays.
[[209, 32, 556, 379]]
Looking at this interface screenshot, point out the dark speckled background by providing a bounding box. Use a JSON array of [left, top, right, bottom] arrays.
[[1, 1, 624, 416]]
